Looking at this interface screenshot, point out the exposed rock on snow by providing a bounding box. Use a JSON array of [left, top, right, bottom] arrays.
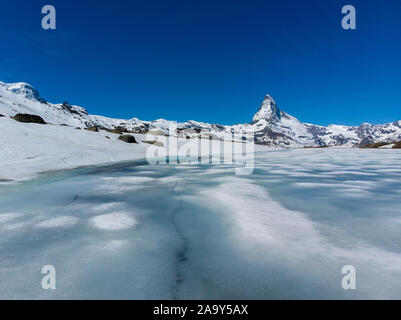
[[118, 134, 138, 144], [361, 141, 401, 149], [85, 126, 99, 132], [13, 113, 46, 124], [143, 140, 164, 147]]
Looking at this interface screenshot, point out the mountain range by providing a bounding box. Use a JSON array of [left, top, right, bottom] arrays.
[[1, 81, 400, 147]]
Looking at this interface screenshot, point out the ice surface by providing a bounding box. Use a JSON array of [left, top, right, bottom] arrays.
[[0, 148, 400, 299], [36, 216, 79, 229]]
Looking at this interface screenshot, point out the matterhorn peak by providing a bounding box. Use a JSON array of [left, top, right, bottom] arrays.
[[262, 94, 276, 104], [251, 94, 281, 123]]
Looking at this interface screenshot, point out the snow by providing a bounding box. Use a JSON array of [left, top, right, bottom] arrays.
[[36, 216, 79, 229], [0, 116, 262, 181], [0, 117, 149, 181], [0, 213, 24, 225], [379, 144, 395, 149], [90, 212, 137, 230]]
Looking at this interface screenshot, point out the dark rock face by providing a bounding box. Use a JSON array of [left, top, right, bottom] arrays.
[[102, 126, 128, 134], [85, 126, 99, 132], [61, 102, 88, 116], [213, 124, 226, 131], [13, 113, 46, 124], [393, 141, 401, 149], [359, 136, 374, 147], [360, 140, 401, 149], [360, 141, 389, 148], [143, 140, 164, 146], [0, 114, 5, 117], [118, 134, 138, 144], [115, 126, 128, 133], [254, 126, 292, 146]]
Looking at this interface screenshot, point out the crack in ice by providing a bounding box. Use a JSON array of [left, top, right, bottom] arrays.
[[65, 192, 80, 206], [170, 179, 189, 300]]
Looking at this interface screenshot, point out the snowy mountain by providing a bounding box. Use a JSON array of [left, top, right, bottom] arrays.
[[1, 81, 400, 147]]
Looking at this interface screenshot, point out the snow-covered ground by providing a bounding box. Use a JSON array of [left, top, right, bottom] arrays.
[[0, 116, 149, 181], [0, 116, 267, 181]]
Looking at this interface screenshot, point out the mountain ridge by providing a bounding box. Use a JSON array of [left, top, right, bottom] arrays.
[[1, 81, 400, 147]]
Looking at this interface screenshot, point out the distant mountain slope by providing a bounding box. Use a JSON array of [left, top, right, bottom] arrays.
[[1, 81, 400, 147]]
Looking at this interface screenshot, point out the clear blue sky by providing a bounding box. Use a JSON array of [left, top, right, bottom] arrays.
[[0, 0, 400, 126]]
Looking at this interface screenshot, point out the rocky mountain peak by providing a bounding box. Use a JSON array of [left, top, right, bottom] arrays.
[[251, 94, 281, 123]]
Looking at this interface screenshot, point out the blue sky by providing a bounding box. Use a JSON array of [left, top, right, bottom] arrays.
[[0, 0, 400, 126]]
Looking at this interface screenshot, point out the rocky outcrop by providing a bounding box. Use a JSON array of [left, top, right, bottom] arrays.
[[361, 141, 401, 149], [85, 126, 99, 132], [143, 140, 164, 147], [118, 134, 138, 144], [12, 113, 46, 124]]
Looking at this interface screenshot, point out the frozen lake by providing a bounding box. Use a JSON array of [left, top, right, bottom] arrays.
[[1, 148, 401, 299]]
